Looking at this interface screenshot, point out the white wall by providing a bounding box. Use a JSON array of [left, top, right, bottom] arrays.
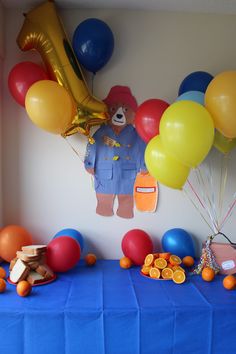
[[2, 7, 236, 258], [0, 2, 3, 227]]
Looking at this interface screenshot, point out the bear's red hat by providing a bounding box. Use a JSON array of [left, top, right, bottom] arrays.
[[103, 85, 138, 112]]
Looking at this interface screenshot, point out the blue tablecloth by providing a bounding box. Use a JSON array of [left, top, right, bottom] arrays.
[[0, 260, 236, 354]]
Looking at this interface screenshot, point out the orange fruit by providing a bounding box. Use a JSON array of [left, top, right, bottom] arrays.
[[120, 256, 132, 269], [201, 267, 215, 282], [85, 253, 97, 266], [159, 252, 171, 260], [154, 258, 167, 269], [161, 267, 173, 279], [144, 254, 155, 267], [173, 270, 186, 284], [153, 253, 159, 258], [0, 267, 6, 279], [16, 280, 32, 297], [0, 278, 6, 293], [141, 266, 151, 275], [149, 267, 161, 279], [169, 255, 182, 266], [182, 256, 195, 267], [223, 275, 236, 290], [172, 265, 185, 273]]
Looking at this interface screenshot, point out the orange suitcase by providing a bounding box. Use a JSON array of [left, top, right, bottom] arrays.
[[134, 173, 158, 213]]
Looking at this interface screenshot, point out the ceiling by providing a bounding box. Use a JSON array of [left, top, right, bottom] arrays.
[[2, 0, 236, 15]]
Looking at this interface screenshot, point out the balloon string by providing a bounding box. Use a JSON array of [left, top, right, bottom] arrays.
[[204, 161, 219, 231], [183, 188, 215, 233], [63, 137, 84, 164], [187, 179, 206, 210], [220, 196, 236, 230], [218, 154, 229, 224], [195, 167, 219, 233], [91, 73, 95, 95]]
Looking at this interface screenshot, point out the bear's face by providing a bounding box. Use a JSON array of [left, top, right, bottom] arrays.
[[108, 101, 135, 131]]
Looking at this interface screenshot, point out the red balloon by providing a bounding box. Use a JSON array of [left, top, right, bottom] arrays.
[[121, 229, 153, 265], [8, 61, 48, 107], [135, 99, 169, 143], [46, 236, 81, 272]]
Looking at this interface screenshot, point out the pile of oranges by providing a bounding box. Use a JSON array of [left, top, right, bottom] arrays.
[[141, 253, 190, 284]]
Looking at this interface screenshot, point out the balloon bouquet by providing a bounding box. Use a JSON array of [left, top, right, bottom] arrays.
[[135, 70, 236, 242], [8, 1, 114, 143]]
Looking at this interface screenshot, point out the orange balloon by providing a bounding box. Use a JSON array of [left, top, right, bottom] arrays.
[[205, 71, 236, 138], [0, 225, 33, 262]]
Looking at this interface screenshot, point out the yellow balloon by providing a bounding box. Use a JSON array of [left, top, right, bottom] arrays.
[[205, 71, 236, 139], [25, 80, 76, 135], [160, 101, 214, 168], [17, 1, 108, 138], [145, 136, 190, 190], [214, 129, 236, 154]]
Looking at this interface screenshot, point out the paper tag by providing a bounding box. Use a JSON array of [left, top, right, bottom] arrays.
[[221, 260, 235, 270], [136, 187, 156, 193]]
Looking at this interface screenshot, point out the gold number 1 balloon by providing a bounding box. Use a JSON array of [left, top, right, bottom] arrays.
[[17, 0, 108, 139]]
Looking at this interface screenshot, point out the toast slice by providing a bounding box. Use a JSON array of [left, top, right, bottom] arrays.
[[16, 251, 40, 262], [9, 257, 18, 271], [36, 264, 54, 279], [27, 271, 45, 285], [21, 245, 47, 255], [10, 259, 30, 283]]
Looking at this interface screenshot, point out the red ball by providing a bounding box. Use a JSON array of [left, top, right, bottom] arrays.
[[121, 229, 153, 265], [46, 236, 81, 272]]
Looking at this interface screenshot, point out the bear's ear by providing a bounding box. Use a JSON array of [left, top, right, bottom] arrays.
[[124, 105, 135, 124]]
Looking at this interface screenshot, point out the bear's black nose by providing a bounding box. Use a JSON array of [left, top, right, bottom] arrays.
[[116, 114, 123, 119]]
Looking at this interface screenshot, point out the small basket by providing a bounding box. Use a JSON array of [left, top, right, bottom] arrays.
[[210, 233, 236, 275]]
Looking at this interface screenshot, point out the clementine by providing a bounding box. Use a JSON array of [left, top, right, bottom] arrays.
[[0, 278, 6, 293], [149, 267, 161, 279], [182, 256, 195, 268], [202, 267, 215, 282], [144, 254, 155, 267], [161, 267, 174, 279], [84, 253, 97, 266], [173, 270, 186, 284], [223, 275, 236, 290], [16, 280, 32, 297], [169, 255, 182, 266], [141, 266, 151, 275], [154, 258, 167, 269], [159, 252, 171, 260], [0, 267, 6, 279], [120, 256, 132, 269]]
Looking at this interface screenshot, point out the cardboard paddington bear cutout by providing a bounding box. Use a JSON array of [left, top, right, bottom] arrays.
[[84, 85, 147, 218]]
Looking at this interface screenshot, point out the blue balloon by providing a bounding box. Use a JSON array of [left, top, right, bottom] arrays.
[[176, 90, 205, 106], [53, 228, 84, 251], [178, 71, 214, 95], [162, 228, 195, 258], [72, 18, 114, 73]]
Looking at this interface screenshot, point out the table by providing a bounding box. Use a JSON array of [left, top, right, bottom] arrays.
[[0, 260, 236, 354]]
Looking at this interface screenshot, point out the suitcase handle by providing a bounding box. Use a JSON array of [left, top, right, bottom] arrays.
[[210, 232, 236, 246]]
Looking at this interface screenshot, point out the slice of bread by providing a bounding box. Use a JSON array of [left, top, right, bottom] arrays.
[[10, 259, 30, 283], [9, 257, 18, 271], [27, 271, 45, 285], [16, 251, 40, 262], [21, 245, 47, 255], [36, 264, 54, 279]]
